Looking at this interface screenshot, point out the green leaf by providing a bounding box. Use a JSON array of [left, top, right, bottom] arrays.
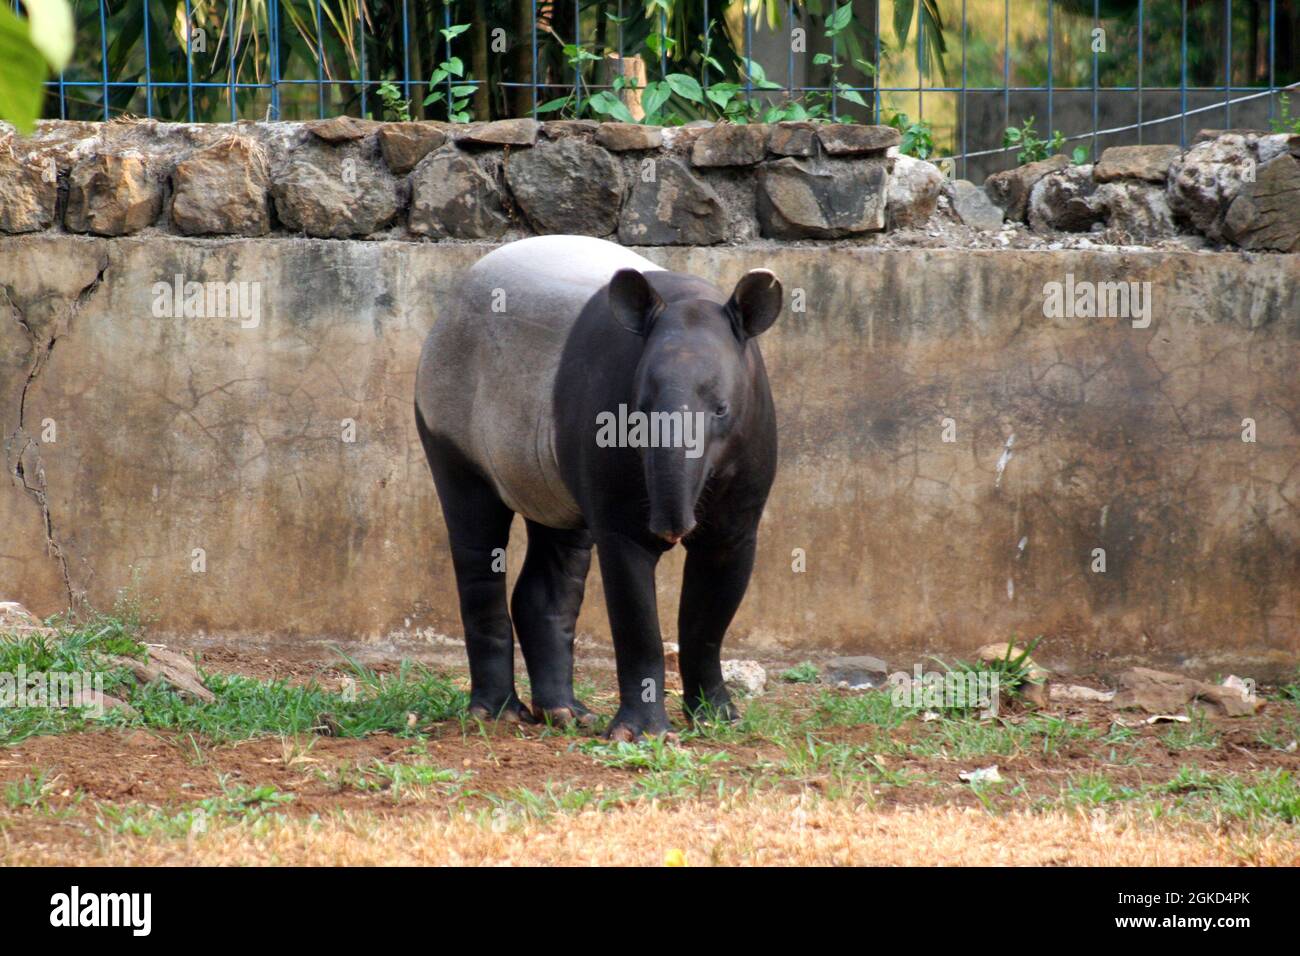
[[0, 5, 49, 132], [641, 81, 671, 118], [439, 23, 471, 43], [429, 68, 448, 86], [449, 85, 477, 97], [421, 91, 445, 106], [665, 73, 703, 103], [587, 90, 636, 124], [24, 0, 73, 69], [442, 57, 464, 77], [706, 86, 735, 110], [534, 96, 570, 114], [744, 60, 782, 90], [827, 3, 853, 35], [836, 85, 868, 108], [813, 52, 833, 66]]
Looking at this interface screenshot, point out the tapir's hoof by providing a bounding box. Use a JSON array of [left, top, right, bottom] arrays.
[[603, 707, 674, 742], [685, 695, 741, 725], [531, 701, 599, 729], [468, 695, 537, 725]]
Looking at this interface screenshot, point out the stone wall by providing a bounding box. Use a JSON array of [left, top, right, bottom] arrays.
[[2, 118, 1297, 249], [1, 233, 1297, 678]]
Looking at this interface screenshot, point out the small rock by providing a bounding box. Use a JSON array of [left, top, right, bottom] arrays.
[[663, 642, 683, 692], [1256, 132, 1300, 164], [1223, 153, 1300, 252], [272, 144, 400, 238], [1113, 666, 1263, 718], [887, 154, 944, 228], [1050, 684, 1116, 703], [975, 642, 1049, 680], [170, 136, 271, 236], [306, 116, 373, 143], [408, 146, 509, 240], [949, 179, 1004, 231], [506, 137, 624, 236], [822, 655, 889, 689], [721, 659, 766, 698], [1096, 180, 1176, 240], [456, 118, 540, 148], [618, 155, 726, 245], [0, 601, 57, 640], [1028, 165, 1105, 232], [1093, 144, 1181, 183], [1167, 133, 1255, 239], [0, 145, 57, 233], [691, 123, 769, 167], [594, 123, 663, 151], [815, 124, 900, 156], [541, 119, 599, 139], [756, 156, 888, 238], [958, 765, 1002, 784], [767, 122, 817, 157], [377, 122, 447, 174], [983, 154, 1069, 222], [616, 155, 728, 244], [1114, 667, 1197, 714], [65, 151, 162, 235], [1146, 714, 1191, 725]]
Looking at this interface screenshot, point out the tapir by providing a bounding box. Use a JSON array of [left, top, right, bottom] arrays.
[[415, 235, 782, 740]]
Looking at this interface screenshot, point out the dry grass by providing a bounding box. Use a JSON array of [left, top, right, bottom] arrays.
[[6, 796, 1298, 866]]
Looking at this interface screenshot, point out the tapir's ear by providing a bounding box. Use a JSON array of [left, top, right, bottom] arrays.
[[608, 269, 663, 336], [727, 269, 783, 339]]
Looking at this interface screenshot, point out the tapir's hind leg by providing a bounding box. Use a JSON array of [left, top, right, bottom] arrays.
[[511, 520, 596, 726], [418, 417, 532, 724]]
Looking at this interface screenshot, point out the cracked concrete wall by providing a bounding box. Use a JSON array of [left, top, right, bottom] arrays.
[[1, 236, 1297, 677]]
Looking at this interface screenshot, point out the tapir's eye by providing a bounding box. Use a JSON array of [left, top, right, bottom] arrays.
[[713, 401, 730, 418]]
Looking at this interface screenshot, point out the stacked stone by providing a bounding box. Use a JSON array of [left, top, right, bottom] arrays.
[[1, 119, 1296, 250], [0, 117, 922, 244]]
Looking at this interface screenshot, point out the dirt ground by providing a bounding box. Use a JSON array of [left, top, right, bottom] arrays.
[[1, 645, 1297, 866]]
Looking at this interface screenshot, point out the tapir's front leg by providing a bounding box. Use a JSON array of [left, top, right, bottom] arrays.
[[678, 528, 758, 723], [594, 531, 672, 740]]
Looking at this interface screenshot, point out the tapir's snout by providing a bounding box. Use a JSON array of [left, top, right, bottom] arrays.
[[652, 524, 695, 546]]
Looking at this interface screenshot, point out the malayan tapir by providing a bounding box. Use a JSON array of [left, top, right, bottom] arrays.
[[415, 235, 782, 740]]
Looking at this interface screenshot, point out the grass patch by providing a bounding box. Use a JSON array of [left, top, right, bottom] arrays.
[[125, 657, 468, 742], [0, 610, 146, 744], [94, 778, 297, 839], [321, 759, 467, 802], [779, 662, 820, 684], [811, 689, 915, 729]]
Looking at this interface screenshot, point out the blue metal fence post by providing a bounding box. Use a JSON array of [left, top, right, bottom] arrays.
[[143, 0, 152, 118], [1137, 0, 1144, 144], [271, 0, 282, 119], [228, 0, 236, 121], [99, 0, 109, 119], [315, 0, 326, 117], [1180, 0, 1188, 147], [185, 0, 195, 121]]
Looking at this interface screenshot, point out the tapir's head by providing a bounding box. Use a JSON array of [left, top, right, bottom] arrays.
[[608, 268, 782, 545]]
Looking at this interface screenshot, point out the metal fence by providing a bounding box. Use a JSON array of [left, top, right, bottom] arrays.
[[42, 0, 1300, 177]]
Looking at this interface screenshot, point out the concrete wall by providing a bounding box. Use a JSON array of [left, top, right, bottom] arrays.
[[2, 235, 1298, 677]]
